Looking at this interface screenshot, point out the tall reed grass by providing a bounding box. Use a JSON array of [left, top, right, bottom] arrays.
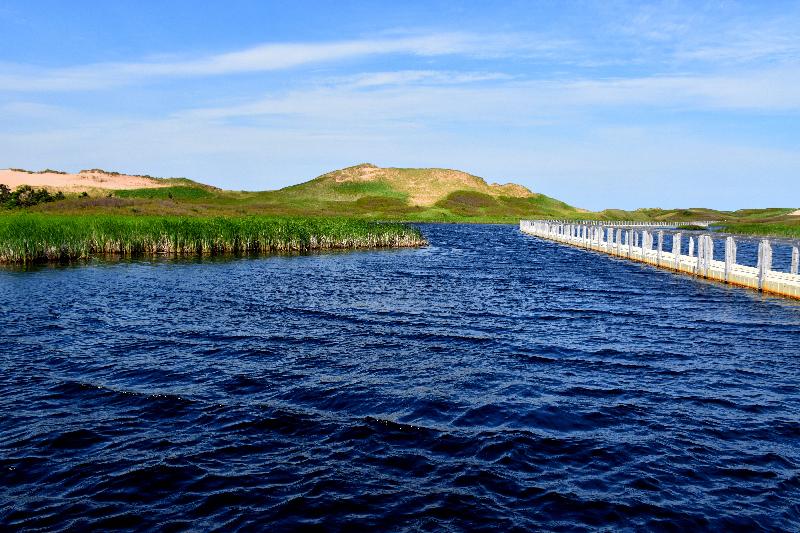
[[0, 214, 426, 263], [718, 221, 800, 239]]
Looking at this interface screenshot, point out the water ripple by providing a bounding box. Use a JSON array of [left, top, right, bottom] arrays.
[[1, 223, 799, 530]]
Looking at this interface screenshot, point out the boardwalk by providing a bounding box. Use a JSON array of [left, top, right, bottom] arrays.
[[542, 220, 719, 228], [520, 220, 800, 300]]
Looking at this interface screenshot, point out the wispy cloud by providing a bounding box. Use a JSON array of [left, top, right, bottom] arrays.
[[344, 70, 514, 88], [621, 3, 800, 66], [562, 68, 800, 111], [0, 32, 561, 92], [175, 65, 800, 127]]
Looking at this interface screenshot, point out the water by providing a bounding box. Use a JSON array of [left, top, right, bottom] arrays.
[[1, 223, 799, 531]]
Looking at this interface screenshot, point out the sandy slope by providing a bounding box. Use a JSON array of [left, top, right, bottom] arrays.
[[315, 163, 535, 206], [0, 169, 169, 193], [789, 209, 800, 216]]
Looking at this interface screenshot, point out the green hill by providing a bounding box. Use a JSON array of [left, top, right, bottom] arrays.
[[264, 163, 580, 221], [6, 163, 798, 234], [33, 163, 579, 222], [279, 163, 535, 205]]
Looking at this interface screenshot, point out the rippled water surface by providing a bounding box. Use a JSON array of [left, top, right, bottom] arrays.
[[2, 224, 799, 531]]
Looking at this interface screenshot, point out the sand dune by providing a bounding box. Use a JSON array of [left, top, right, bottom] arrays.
[[789, 209, 800, 216], [0, 168, 169, 193], [313, 163, 535, 206]]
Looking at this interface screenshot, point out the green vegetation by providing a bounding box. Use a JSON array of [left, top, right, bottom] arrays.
[[432, 190, 579, 221], [1, 184, 65, 208], [718, 221, 800, 239], [332, 181, 408, 199], [0, 213, 425, 264], [9, 168, 67, 174], [114, 186, 215, 200], [3, 164, 797, 246]]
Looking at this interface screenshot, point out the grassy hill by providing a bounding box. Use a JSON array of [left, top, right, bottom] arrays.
[[12, 163, 583, 222], [267, 163, 580, 221], [280, 163, 534, 205], [4, 163, 798, 235]]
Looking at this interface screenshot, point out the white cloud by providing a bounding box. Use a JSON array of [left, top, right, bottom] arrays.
[[0, 101, 67, 118], [562, 68, 800, 110], [173, 64, 800, 128], [0, 32, 561, 92], [345, 70, 513, 88]]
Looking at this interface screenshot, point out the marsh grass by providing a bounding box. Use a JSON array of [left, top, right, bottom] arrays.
[[114, 186, 215, 200], [0, 214, 426, 264], [718, 221, 800, 239]]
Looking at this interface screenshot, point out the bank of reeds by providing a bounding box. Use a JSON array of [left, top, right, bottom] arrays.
[[0, 214, 426, 264], [718, 222, 800, 239]]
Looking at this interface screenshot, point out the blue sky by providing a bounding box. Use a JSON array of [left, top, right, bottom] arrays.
[[1, 1, 798, 210]]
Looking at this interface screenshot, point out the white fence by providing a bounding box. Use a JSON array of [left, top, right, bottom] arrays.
[[520, 220, 800, 299]]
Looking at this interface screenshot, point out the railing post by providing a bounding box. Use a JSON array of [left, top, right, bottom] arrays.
[[724, 236, 737, 283], [627, 230, 633, 258], [657, 231, 663, 265], [673, 232, 682, 269], [792, 246, 799, 275], [757, 239, 772, 291], [697, 236, 704, 275]]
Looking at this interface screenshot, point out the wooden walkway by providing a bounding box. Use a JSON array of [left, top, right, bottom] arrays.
[[520, 220, 800, 300]]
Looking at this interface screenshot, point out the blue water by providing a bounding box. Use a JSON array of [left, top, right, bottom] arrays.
[[1, 223, 799, 531]]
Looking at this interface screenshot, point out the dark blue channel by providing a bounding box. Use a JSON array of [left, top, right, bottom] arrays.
[[1, 223, 799, 531]]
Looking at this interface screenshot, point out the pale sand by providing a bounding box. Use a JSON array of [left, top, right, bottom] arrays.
[[789, 209, 800, 216], [0, 169, 170, 193], [322, 163, 535, 206]]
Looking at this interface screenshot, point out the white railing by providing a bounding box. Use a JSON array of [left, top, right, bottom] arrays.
[[520, 220, 800, 299], [537, 220, 719, 228]]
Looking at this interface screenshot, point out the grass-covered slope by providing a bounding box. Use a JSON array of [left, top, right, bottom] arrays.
[[717, 210, 800, 238], [4, 164, 797, 232], [281, 163, 534, 206], [14, 163, 583, 223], [114, 186, 216, 200], [591, 207, 800, 237], [260, 163, 583, 221], [593, 207, 797, 223], [433, 190, 579, 220], [0, 213, 425, 263]]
